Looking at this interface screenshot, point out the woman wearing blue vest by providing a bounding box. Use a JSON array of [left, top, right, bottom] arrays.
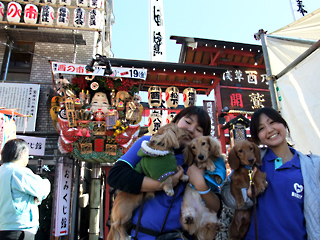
[[221, 107, 320, 240], [0, 139, 51, 240], [107, 106, 225, 239]]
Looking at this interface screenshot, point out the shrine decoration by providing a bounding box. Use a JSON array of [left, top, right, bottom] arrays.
[[89, 0, 102, 9], [88, 8, 101, 29], [165, 86, 179, 108], [56, 6, 69, 27], [0, 2, 5, 21], [166, 112, 176, 124], [24, 4, 38, 25], [148, 111, 162, 135], [148, 86, 162, 107], [183, 88, 197, 108], [77, 0, 88, 7], [44, 0, 56, 4], [73, 7, 86, 28], [40, 5, 54, 26], [51, 73, 142, 163], [59, 0, 71, 6], [7, 2, 22, 23]]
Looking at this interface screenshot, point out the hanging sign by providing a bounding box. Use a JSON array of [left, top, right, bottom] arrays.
[[149, 0, 166, 61], [16, 135, 46, 156], [53, 157, 73, 237], [0, 83, 40, 132], [203, 100, 217, 137], [51, 62, 147, 80]]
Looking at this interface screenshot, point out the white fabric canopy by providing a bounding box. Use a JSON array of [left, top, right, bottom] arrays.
[[265, 8, 320, 155]]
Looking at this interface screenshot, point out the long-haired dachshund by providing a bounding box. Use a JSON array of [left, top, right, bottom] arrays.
[[181, 136, 223, 240], [107, 123, 188, 240], [227, 140, 268, 240]]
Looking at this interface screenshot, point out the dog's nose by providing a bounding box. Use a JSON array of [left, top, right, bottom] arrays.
[[248, 158, 254, 165], [198, 154, 204, 161]]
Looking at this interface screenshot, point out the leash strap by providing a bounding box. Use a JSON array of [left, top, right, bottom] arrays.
[[248, 169, 259, 240], [132, 192, 147, 240]]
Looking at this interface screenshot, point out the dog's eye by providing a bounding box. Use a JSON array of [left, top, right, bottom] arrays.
[[250, 147, 253, 151], [238, 149, 243, 153], [201, 142, 205, 146]]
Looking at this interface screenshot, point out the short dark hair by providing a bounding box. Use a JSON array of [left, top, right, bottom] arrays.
[[250, 107, 290, 144], [1, 139, 29, 163], [172, 106, 211, 136]]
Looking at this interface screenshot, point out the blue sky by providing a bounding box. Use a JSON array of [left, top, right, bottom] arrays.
[[111, 0, 319, 63]]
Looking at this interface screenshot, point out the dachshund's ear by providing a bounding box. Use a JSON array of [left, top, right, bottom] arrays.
[[166, 128, 180, 149], [252, 143, 262, 165], [183, 144, 194, 166], [208, 137, 222, 158], [228, 147, 240, 170]]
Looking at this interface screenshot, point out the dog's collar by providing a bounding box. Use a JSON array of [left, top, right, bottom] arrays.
[[242, 162, 261, 170], [141, 140, 171, 157]]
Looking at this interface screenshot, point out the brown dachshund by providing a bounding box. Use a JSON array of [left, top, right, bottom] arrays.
[[228, 140, 268, 240], [107, 123, 188, 240], [181, 136, 223, 240]]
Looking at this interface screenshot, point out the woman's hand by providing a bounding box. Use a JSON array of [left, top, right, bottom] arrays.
[[247, 167, 258, 198], [171, 165, 184, 187], [187, 164, 207, 190]]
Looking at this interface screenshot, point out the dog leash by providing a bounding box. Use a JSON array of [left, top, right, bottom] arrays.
[[248, 168, 259, 240]]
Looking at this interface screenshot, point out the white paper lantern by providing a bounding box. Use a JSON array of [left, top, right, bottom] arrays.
[[24, 4, 38, 24], [57, 6, 69, 27], [89, 0, 102, 8], [77, 0, 88, 7], [7, 2, 22, 23], [148, 111, 162, 135], [0, 2, 5, 21], [166, 112, 176, 124], [73, 7, 85, 28], [88, 8, 101, 29], [165, 86, 179, 108], [183, 88, 197, 108], [148, 86, 162, 107], [43, 0, 56, 4], [59, 0, 71, 6], [40, 5, 54, 25]]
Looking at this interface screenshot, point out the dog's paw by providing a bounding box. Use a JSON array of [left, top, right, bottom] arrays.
[[165, 189, 174, 196], [214, 175, 222, 185], [180, 174, 189, 182], [208, 165, 216, 172]]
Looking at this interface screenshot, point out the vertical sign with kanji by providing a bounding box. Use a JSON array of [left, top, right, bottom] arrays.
[[53, 157, 73, 236], [149, 0, 166, 61], [203, 101, 217, 137]]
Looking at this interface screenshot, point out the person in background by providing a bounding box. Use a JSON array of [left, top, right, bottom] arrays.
[[107, 106, 225, 239], [0, 139, 51, 240], [221, 107, 320, 240]]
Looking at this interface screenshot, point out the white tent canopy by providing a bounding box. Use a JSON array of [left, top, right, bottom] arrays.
[[264, 8, 320, 155]]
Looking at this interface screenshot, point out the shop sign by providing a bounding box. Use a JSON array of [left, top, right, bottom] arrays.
[[53, 157, 73, 236], [16, 135, 46, 156], [51, 62, 148, 80], [0, 83, 40, 132], [203, 100, 217, 137]]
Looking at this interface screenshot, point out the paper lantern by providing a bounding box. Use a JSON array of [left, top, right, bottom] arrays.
[[183, 88, 197, 108], [166, 112, 176, 124], [56, 6, 69, 27], [0, 2, 5, 21], [88, 9, 101, 29], [24, 4, 38, 24], [43, 0, 56, 4], [7, 2, 22, 23], [59, 0, 71, 6], [148, 111, 162, 135], [89, 0, 102, 8], [148, 86, 162, 107], [165, 86, 179, 108], [40, 6, 54, 26], [77, 0, 88, 7], [73, 7, 86, 28]]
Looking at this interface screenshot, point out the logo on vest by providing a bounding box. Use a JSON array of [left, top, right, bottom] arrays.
[[292, 183, 303, 199]]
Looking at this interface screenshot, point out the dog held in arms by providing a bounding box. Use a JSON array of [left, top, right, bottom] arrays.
[[227, 140, 268, 240], [107, 123, 189, 240], [181, 136, 223, 240]]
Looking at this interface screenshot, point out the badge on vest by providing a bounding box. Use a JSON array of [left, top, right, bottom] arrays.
[[292, 183, 303, 199]]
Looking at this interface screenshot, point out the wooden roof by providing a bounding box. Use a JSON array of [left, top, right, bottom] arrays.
[[170, 36, 265, 69], [106, 58, 227, 95]]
